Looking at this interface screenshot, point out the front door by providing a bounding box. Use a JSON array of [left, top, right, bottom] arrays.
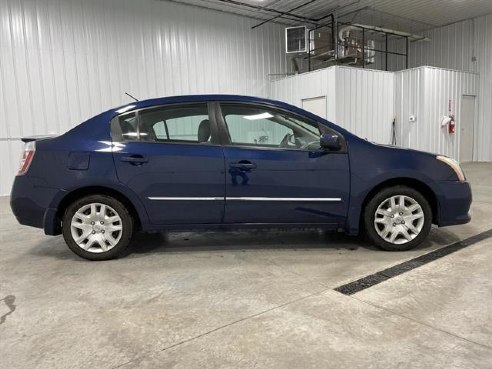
[[217, 103, 350, 225], [111, 103, 225, 225]]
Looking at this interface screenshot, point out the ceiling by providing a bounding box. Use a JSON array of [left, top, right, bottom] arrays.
[[166, 0, 492, 32]]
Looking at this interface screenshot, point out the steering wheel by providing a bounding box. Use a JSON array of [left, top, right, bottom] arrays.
[[299, 139, 321, 150], [280, 133, 300, 148]]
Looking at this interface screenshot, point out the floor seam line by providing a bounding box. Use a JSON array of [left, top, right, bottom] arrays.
[[110, 286, 332, 369], [349, 295, 492, 351], [158, 287, 331, 352]]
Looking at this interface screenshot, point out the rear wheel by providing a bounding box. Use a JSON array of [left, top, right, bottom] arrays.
[[62, 195, 134, 260], [364, 186, 432, 251]]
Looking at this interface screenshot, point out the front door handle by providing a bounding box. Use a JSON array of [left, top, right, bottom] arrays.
[[229, 160, 257, 170], [121, 155, 149, 165]]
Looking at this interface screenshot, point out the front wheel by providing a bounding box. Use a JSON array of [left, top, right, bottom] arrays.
[[62, 195, 134, 260], [364, 186, 432, 251]]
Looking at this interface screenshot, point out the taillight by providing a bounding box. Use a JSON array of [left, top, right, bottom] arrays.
[[17, 141, 36, 176]]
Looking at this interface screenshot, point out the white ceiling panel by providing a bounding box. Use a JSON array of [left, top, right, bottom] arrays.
[[166, 0, 492, 31]]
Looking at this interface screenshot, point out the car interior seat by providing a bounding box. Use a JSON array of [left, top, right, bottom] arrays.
[[198, 119, 211, 143]]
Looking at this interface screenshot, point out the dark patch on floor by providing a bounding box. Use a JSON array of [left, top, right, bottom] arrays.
[[0, 295, 16, 325]]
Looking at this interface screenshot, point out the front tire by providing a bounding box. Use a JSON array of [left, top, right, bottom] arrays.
[[364, 186, 432, 251], [62, 195, 134, 260]]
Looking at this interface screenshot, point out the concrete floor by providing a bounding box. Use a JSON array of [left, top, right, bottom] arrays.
[[0, 162, 491, 369]]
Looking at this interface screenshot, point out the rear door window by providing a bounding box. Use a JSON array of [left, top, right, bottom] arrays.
[[140, 104, 212, 143], [112, 103, 216, 144]]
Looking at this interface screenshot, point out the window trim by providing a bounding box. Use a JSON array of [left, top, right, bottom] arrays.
[[214, 101, 347, 153], [110, 102, 221, 146], [110, 111, 138, 142]]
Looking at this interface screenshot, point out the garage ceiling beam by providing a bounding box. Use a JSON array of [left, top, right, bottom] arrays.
[[211, 0, 319, 25], [251, 0, 322, 29], [250, 0, 365, 29]]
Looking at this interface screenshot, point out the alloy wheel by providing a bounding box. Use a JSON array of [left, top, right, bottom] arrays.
[[70, 203, 123, 253], [373, 195, 425, 245]]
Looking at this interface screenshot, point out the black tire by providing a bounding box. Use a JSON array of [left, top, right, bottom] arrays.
[[62, 194, 134, 260], [364, 185, 432, 251]]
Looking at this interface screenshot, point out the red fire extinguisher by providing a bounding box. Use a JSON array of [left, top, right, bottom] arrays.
[[440, 114, 456, 134], [448, 115, 456, 134], [445, 99, 456, 134]]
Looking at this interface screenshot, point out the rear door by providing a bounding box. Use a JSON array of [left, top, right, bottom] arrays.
[[217, 102, 350, 225], [111, 102, 225, 225]]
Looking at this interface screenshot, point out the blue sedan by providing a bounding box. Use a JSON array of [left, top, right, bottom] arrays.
[[10, 95, 472, 260]]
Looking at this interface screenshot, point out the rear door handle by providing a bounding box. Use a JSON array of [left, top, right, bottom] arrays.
[[229, 160, 257, 170], [121, 155, 149, 165]]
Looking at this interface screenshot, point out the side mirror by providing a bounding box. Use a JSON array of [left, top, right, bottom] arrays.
[[320, 133, 342, 151]]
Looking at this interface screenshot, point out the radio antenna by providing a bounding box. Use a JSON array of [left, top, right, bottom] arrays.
[[125, 92, 139, 102]]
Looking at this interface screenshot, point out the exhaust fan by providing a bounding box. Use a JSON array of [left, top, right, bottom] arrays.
[[285, 26, 307, 53]]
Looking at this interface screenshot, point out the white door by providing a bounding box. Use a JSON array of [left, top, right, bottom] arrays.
[[459, 95, 475, 163], [302, 96, 327, 119]]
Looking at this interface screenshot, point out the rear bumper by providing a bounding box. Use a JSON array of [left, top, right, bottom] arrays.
[[436, 180, 472, 227], [10, 175, 62, 235]]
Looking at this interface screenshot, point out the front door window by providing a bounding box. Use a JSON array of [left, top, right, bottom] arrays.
[[220, 104, 323, 151]]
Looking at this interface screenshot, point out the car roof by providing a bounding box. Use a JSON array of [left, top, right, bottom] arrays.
[[112, 94, 297, 114]]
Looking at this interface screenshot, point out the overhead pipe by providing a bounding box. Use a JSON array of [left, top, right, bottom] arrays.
[[211, 0, 318, 24], [351, 23, 431, 42], [307, 13, 336, 71], [252, 0, 322, 29], [338, 25, 361, 42], [250, 0, 362, 29]]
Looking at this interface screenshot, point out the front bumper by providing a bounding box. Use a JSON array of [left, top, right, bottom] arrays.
[[435, 180, 472, 227]]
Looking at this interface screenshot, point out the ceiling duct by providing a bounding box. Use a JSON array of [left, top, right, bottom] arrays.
[[337, 25, 375, 66]]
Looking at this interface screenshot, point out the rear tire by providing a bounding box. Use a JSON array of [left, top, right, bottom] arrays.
[[364, 186, 432, 251], [62, 194, 134, 260]]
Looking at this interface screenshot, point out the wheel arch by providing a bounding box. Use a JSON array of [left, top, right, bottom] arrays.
[[360, 177, 439, 226], [56, 186, 143, 231]]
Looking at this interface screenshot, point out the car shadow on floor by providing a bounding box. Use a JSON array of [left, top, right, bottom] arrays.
[[125, 226, 460, 257], [127, 230, 375, 255], [28, 227, 461, 261]]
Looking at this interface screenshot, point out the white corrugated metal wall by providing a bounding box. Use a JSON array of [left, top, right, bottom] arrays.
[[269, 66, 395, 145], [271, 65, 478, 160], [389, 13, 492, 161], [394, 67, 479, 159], [335, 67, 395, 144], [474, 14, 492, 162], [0, 0, 287, 195], [388, 20, 477, 73], [269, 67, 337, 120]]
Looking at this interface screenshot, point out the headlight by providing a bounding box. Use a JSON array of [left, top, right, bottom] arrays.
[[436, 155, 465, 182]]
